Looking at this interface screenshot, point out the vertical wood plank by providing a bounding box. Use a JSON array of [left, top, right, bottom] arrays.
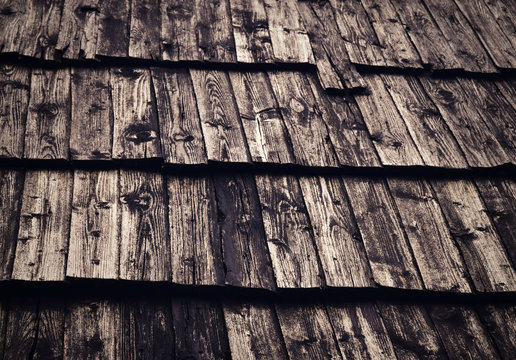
[[0, 0, 28, 55], [97, 0, 130, 58], [476, 304, 516, 359], [33, 297, 65, 360], [2, 297, 38, 360], [129, 0, 160, 60]]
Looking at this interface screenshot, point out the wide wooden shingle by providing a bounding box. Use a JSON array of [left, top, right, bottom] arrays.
[[129, 0, 160, 60], [97, 0, 130, 58], [160, 0, 199, 62]]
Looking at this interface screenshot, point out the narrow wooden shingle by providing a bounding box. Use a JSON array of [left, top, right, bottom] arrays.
[[129, 0, 160, 60], [476, 304, 516, 359], [33, 297, 65, 360], [2, 297, 38, 360], [0, 0, 28, 55], [97, 0, 130, 58], [483, 0, 516, 51]]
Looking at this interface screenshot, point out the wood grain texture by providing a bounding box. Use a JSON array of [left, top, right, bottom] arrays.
[[129, 0, 160, 60], [119, 170, 170, 282], [0, 64, 29, 159], [476, 304, 516, 359], [213, 174, 276, 290], [299, 175, 373, 288], [342, 176, 423, 289], [160, 0, 199, 62], [2, 297, 38, 360], [354, 75, 424, 166], [33, 297, 65, 360], [97, 0, 130, 58], [387, 178, 472, 292], [24, 67, 71, 160], [67, 170, 119, 280], [431, 179, 516, 292], [110, 67, 161, 160], [268, 71, 339, 167], [70, 67, 113, 160], [190, 69, 251, 163], [483, 0, 516, 51], [255, 174, 323, 289], [167, 176, 224, 286], [151, 68, 207, 165], [228, 71, 294, 164], [0, 0, 28, 55], [12, 170, 72, 281]]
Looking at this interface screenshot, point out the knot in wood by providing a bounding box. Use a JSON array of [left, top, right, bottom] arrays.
[[36, 103, 59, 119], [121, 191, 152, 212], [124, 124, 157, 145]]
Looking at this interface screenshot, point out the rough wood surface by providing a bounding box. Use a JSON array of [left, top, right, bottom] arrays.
[[2, 297, 38, 360], [160, 0, 199, 62], [483, 0, 516, 51], [97, 0, 130, 58], [129, 0, 160, 60], [0, 0, 29, 55], [34, 297, 65, 360], [299, 175, 373, 288], [119, 170, 170, 282], [167, 176, 224, 286], [476, 304, 516, 359], [70, 67, 113, 160], [255, 175, 323, 289], [342, 176, 423, 289], [12, 170, 72, 281], [24, 68, 71, 160], [110, 67, 161, 160], [228, 71, 294, 164], [67, 170, 119, 280]]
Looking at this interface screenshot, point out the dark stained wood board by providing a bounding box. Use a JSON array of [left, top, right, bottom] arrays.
[[2, 297, 39, 360], [476, 304, 516, 360], [129, 0, 160, 60], [97, 0, 130, 58]]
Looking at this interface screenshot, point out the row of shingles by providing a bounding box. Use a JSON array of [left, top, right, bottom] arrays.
[[1, 295, 515, 360]]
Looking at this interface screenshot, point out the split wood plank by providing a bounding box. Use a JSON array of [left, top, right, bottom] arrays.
[[0, 170, 23, 281], [56, 0, 99, 59], [110, 67, 162, 160], [342, 176, 423, 289], [263, 0, 315, 64], [354, 75, 424, 166], [268, 71, 339, 167], [422, 0, 498, 73], [230, 0, 274, 63], [360, 0, 422, 69], [151, 68, 207, 165], [129, 0, 160, 60], [167, 176, 224, 286], [455, 0, 516, 69], [390, 0, 462, 70], [195, 0, 236, 63], [0, 64, 29, 159], [483, 0, 516, 51], [2, 297, 38, 360], [255, 175, 323, 289], [160, 0, 200, 62], [299, 175, 373, 288], [427, 305, 500, 359], [0, 0, 28, 55], [475, 178, 516, 265], [275, 303, 342, 359], [190, 69, 251, 163], [33, 297, 66, 360], [119, 170, 170, 282], [419, 76, 510, 167], [306, 75, 381, 167], [381, 74, 468, 169], [213, 174, 276, 290], [378, 303, 448, 360], [70, 67, 113, 160], [387, 178, 472, 292], [297, 1, 365, 91], [24, 67, 71, 160], [121, 297, 174, 360], [325, 303, 397, 359], [97, 0, 130, 58], [223, 302, 287, 359], [64, 299, 121, 360], [228, 71, 294, 164], [431, 179, 516, 292], [172, 298, 231, 360], [476, 304, 516, 360], [67, 170, 119, 280], [12, 170, 73, 282]]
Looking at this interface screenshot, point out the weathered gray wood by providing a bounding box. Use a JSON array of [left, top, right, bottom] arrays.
[[213, 174, 276, 290], [67, 170, 119, 280], [110, 67, 162, 160], [70, 67, 113, 160], [342, 176, 423, 289], [496, 79, 516, 111], [354, 75, 424, 166], [24, 68, 71, 160], [268, 71, 339, 167], [64, 299, 121, 360], [255, 175, 323, 288], [0, 170, 23, 281], [230, 0, 274, 63], [129, 0, 160, 60], [387, 178, 472, 292], [151, 68, 207, 165], [33, 297, 65, 360], [483, 0, 516, 51], [97, 0, 130, 58], [0, 64, 29, 159], [223, 301, 288, 360], [263, 0, 315, 64], [12, 170, 73, 282], [326, 303, 397, 359], [228, 71, 294, 164], [299, 175, 373, 288], [0, 0, 28, 55], [167, 176, 224, 286], [2, 297, 38, 360], [190, 69, 251, 163], [119, 170, 170, 282], [431, 179, 516, 292], [476, 304, 516, 359]]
